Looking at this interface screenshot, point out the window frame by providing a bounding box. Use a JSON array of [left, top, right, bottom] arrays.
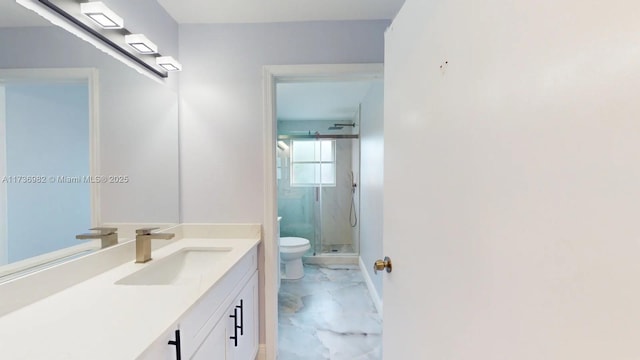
[[289, 139, 336, 187]]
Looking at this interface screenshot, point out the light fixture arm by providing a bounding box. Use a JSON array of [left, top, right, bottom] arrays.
[[18, 0, 183, 79]]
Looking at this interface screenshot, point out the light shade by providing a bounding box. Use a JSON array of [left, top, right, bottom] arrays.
[[80, 2, 124, 29], [156, 56, 182, 72], [125, 34, 158, 54]]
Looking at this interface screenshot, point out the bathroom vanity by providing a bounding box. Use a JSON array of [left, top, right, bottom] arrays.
[[0, 224, 260, 360], [139, 242, 259, 359]]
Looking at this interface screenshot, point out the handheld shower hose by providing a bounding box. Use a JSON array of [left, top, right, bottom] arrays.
[[350, 171, 358, 227]]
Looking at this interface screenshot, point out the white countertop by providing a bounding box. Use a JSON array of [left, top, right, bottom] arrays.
[[0, 237, 260, 360]]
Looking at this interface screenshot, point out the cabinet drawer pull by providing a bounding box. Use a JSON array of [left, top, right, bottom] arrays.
[[167, 329, 182, 360], [229, 308, 239, 347], [236, 299, 244, 336]]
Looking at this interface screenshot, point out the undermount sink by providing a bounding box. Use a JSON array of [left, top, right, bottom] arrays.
[[115, 247, 232, 285]]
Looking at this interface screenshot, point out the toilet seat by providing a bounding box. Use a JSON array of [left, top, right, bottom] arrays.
[[280, 237, 310, 252]]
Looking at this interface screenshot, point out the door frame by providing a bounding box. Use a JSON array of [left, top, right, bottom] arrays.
[[262, 63, 383, 360], [0, 68, 101, 265]]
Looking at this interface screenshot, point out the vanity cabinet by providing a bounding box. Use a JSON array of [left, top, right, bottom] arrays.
[[191, 318, 226, 359], [193, 271, 258, 360], [225, 271, 259, 360], [139, 247, 258, 360]]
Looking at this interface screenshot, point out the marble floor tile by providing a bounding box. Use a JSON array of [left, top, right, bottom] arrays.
[[278, 264, 382, 360]]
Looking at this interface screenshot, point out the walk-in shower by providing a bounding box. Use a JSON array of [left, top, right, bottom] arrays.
[[275, 80, 377, 260], [276, 132, 360, 257]]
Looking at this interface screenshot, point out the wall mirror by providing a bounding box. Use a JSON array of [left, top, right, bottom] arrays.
[[0, 0, 180, 281]]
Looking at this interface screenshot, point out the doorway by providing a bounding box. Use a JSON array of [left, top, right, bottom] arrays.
[[263, 64, 383, 360], [277, 80, 365, 260]]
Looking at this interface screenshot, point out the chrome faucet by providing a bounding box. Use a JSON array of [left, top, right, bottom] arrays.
[[135, 228, 175, 263], [76, 227, 118, 249]]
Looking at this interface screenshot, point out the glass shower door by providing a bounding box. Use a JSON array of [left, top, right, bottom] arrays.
[[319, 138, 359, 255], [277, 139, 321, 255], [289, 140, 334, 255], [277, 137, 360, 256]]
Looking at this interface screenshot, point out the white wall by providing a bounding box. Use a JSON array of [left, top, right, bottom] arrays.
[[359, 82, 384, 298], [178, 19, 388, 346], [384, 0, 640, 357]]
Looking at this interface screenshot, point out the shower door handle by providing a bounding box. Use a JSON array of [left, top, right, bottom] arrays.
[[374, 257, 392, 274]]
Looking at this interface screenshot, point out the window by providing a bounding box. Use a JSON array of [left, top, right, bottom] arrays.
[[290, 140, 336, 186]]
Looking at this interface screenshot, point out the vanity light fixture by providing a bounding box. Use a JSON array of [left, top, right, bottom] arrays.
[[80, 1, 123, 29], [156, 56, 182, 72], [18, 0, 184, 79], [125, 34, 158, 54]]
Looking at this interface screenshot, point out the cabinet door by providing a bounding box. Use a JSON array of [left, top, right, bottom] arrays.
[[137, 328, 181, 360], [192, 319, 227, 360], [227, 271, 259, 360]]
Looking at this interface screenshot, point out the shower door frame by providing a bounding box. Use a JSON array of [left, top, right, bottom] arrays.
[[262, 63, 383, 360]]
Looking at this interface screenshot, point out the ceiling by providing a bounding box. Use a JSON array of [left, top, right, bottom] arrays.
[[0, 0, 50, 27], [1, 0, 405, 27], [157, 0, 405, 24], [277, 81, 378, 122]]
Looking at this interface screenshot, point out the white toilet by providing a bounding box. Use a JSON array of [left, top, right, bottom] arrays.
[[279, 237, 311, 280]]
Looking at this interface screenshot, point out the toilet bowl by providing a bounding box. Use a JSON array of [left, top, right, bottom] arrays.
[[279, 237, 310, 280]]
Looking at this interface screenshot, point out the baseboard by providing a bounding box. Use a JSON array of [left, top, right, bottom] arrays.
[[256, 344, 267, 360], [359, 256, 383, 317]]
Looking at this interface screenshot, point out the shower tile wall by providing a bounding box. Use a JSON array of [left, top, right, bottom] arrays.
[[278, 121, 359, 254]]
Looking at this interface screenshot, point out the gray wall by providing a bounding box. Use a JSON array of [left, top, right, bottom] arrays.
[[178, 19, 389, 345], [359, 82, 384, 299]]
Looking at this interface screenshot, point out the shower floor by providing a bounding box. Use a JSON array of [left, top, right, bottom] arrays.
[[320, 244, 355, 254]]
